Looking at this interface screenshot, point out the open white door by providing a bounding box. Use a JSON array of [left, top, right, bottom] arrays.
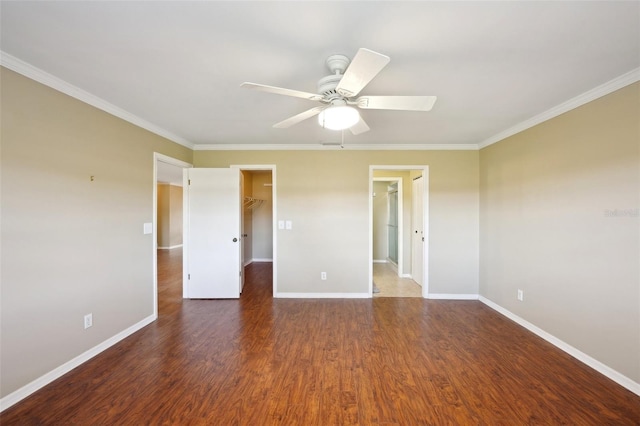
[[185, 168, 241, 299]]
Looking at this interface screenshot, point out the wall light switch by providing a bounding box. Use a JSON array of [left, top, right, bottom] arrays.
[[278, 220, 285, 230], [143, 222, 152, 234], [285, 220, 292, 230]]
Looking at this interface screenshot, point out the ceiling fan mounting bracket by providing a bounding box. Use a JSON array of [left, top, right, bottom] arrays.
[[325, 54, 350, 75]]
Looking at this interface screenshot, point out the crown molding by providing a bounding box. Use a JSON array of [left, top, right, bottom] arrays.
[[0, 51, 195, 150], [193, 143, 479, 151], [478, 67, 640, 149]]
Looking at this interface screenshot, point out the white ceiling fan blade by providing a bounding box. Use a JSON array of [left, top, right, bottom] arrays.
[[349, 117, 370, 135], [241, 82, 324, 101], [335, 48, 390, 98], [356, 96, 437, 111], [273, 106, 327, 129]]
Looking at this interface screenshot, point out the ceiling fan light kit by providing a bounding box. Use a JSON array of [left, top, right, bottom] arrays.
[[318, 104, 360, 131], [241, 48, 437, 135]]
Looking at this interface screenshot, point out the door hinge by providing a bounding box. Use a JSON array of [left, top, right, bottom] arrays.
[[188, 273, 191, 280], [188, 179, 191, 185]]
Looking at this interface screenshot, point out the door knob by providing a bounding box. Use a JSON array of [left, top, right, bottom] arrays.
[[233, 238, 238, 242]]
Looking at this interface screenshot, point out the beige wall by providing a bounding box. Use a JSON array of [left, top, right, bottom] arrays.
[[0, 68, 193, 398], [479, 82, 640, 382], [157, 184, 183, 248], [194, 150, 479, 295]]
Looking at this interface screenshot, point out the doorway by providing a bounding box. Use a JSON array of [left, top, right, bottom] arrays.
[[369, 166, 429, 298], [153, 153, 192, 317], [240, 169, 274, 295]]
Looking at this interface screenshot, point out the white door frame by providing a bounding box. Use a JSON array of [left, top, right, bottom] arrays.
[[369, 165, 429, 298], [231, 165, 277, 297], [372, 177, 403, 275], [153, 153, 192, 317]]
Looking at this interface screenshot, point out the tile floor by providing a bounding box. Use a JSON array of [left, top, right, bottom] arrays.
[[372, 262, 423, 297]]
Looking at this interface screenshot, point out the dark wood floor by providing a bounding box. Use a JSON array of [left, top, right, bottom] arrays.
[[2, 248, 639, 425]]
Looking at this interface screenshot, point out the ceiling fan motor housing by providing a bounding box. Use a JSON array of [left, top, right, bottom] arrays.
[[317, 74, 343, 98]]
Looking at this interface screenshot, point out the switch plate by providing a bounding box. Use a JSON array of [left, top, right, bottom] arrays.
[[143, 222, 152, 234], [321, 272, 327, 280], [278, 220, 285, 230], [84, 313, 93, 329], [285, 220, 292, 230], [517, 289, 524, 301]]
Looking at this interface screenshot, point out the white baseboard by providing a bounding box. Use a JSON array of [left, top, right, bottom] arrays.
[[400, 273, 412, 279], [479, 296, 640, 397], [157, 244, 183, 250], [0, 314, 156, 412], [275, 292, 371, 299], [243, 258, 273, 267], [373, 259, 388, 263], [429, 293, 479, 300]]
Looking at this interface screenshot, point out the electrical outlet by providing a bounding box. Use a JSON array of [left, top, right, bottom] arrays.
[[84, 313, 93, 329], [321, 272, 327, 280], [517, 290, 524, 301]]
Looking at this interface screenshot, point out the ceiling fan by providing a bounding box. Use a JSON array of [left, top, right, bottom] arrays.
[[240, 48, 437, 135]]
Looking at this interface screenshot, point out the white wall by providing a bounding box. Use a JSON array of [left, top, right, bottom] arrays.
[[251, 171, 273, 261]]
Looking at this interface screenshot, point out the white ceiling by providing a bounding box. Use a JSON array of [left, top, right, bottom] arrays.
[[1, 1, 639, 149]]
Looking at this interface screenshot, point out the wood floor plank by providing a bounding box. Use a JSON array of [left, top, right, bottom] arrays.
[[1, 249, 638, 425]]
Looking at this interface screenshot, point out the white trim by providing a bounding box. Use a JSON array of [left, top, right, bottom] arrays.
[[479, 296, 640, 397], [194, 143, 478, 151], [275, 292, 371, 299], [478, 67, 640, 149], [243, 258, 273, 267], [428, 293, 479, 300], [0, 314, 156, 412], [373, 259, 388, 263], [400, 273, 412, 279], [0, 51, 195, 150], [157, 244, 183, 250]]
